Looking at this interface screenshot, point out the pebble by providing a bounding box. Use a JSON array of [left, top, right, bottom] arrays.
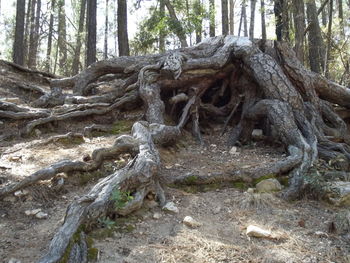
[[229, 146, 239, 155], [162, 202, 179, 214], [14, 190, 29, 197], [246, 225, 271, 238], [24, 208, 42, 216], [153, 212, 162, 219], [256, 178, 282, 193], [35, 212, 48, 219], [183, 216, 202, 228]]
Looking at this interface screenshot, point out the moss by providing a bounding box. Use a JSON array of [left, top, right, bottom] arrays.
[[184, 175, 198, 184], [232, 181, 248, 190], [253, 174, 276, 186], [110, 120, 134, 135], [88, 248, 99, 261], [57, 136, 85, 146], [278, 176, 289, 186]]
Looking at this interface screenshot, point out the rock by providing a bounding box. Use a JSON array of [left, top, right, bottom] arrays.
[[3, 196, 16, 202], [327, 181, 350, 207], [25, 208, 42, 216], [252, 129, 263, 139], [223, 198, 231, 204], [35, 212, 48, 219], [246, 225, 271, 238], [153, 212, 162, 219], [8, 258, 21, 263], [229, 146, 239, 155], [34, 129, 42, 137], [213, 206, 221, 214], [246, 188, 255, 194], [256, 178, 282, 193], [314, 231, 328, 238], [162, 202, 179, 213], [183, 216, 202, 228], [14, 190, 29, 197]]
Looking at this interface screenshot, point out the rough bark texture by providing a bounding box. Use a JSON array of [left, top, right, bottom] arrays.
[[86, 0, 97, 66], [221, 0, 229, 35], [2, 36, 350, 262], [13, 0, 26, 66], [117, 0, 129, 56]]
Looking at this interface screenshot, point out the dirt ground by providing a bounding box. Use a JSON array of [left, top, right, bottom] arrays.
[[1, 128, 350, 263]]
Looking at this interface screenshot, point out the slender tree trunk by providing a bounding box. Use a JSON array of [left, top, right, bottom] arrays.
[[45, 0, 55, 72], [194, 0, 203, 44], [57, 0, 67, 74], [104, 0, 109, 59], [321, 7, 327, 26], [159, 0, 165, 52], [185, 0, 192, 46], [324, 0, 333, 77], [209, 0, 215, 37], [274, 0, 283, 40], [72, 0, 86, 75], [113, 0, 117, 54], [222, 0, 229, 34], [13, 0, 26, 66], [117, 0, 130, 55], [23, 0, 32, 65], [164, 0, 188, 47], [338, 0, 344, 37], [27, 0, 36, 68], [306, 0, 325, 73], [243, 0, 248, 37], [261, 0, 266, 40], [86, 0, 97, 65], [249, 0, 256, 39], [292, 0, 305, 63], [229, 0, 234, 34]]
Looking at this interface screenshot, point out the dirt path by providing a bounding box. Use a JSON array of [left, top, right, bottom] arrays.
[[0, 131, 349, 263]]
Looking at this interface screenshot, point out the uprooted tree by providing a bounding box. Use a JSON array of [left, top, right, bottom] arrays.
[[1, 36, 350, 262]]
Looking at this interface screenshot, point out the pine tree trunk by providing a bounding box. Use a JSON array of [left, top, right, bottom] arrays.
[[324, 0, 333, 77], [306, 0, 325, 73], [57, 0, 67, 74], [117, 0, 130, 55], [292, 0, 305, 63], [209, 0, 215, 37], [222, 0, 229, 35], [104, 0, 109, 60], [23, 0, 32, 66], [194, 0, 202, 44], [249, 0, 256, 39], [13, 0, 26, 66], [338, 0, 344, 37], [86, 0, 97, 66], [45, 0, 55, 72], [261, 0, 266, 40], [27, 0, 37, 68], [72, 0, 86, 75], [229, 0, 234, 34]]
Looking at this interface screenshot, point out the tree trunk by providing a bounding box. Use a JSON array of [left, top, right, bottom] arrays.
[[338, 0, 344, 37], [164, 0, 188, 48], [159, 0, 166, 52], [249, 0, 256, 39], [45, 0, 55, 72], [72, 0, 86, 75], [104, 0, 109, 60], [324, 0, 333, 77], [243, 0, 248, 37], [306, 0, 325, 73], [194, 0, 203, 44], [13, 0, 26, 66], [292, 0, 305, 63], [117, 0, 129, 56], [261, 0, 266, 40], [86, 0, 97, 66], [23, 0, 32, 66], [27, 0, 37, 68], [222, 0, 229, 35], [209, 0, 215, 37], [229, 0, 234, 35]]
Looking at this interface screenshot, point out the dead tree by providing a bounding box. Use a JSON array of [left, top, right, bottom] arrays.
[[1, 36, 350, 262]]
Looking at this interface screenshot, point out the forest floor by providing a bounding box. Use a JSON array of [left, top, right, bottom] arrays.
[[1, 125, 350, 263]]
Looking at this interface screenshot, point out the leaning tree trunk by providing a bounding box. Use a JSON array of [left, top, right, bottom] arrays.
[[2, 36, 350, 262]]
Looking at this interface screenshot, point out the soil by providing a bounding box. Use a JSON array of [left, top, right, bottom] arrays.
[[1, 129, 349, 263]]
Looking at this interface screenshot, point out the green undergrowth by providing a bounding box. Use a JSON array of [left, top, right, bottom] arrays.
[[110, 120, 134, 135], [169, 180, 249, 193], [71, 161, 117, 185]]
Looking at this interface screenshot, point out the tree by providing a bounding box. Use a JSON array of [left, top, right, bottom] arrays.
[[209, 0, 215, 37], [159, 0, 166, 52], [13, 0, 26, 65], [164, 0, 188, 47], [222, 0, 229, 34], [193, 0, 203, 44], [238, 0, 248, 37], [3, 36, 350, 262], [45, 0, 55, 72], [72, 0, 87, 75], [104, 0, 109, 59], [292, 0, 305, 62], [249, 0, 257, 39], [86, 0, 97, 66], [229, 0, 235, 34], [27, 0, 41, 68], [261, 0, 266, 40], [117, 0, 130, 56]]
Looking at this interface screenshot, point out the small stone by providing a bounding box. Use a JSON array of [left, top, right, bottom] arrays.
[[25, 208, 42, 216], [315, 231, 328, 238], [229, 146, 239, 155], [3, 196, 16, 202], [183, 216, 202, 228], [246, 225, 271, 238], [14, 190, 29, 197], [35, 212, 48, 219], [153, 212, 162, 219], [165, 165, 172, 169], [34, 129, 42, 137], [174, 163, 181, 167], [8, 258, 21, 263], [256, 178, 282, 193], [223, 198, 231, 204], [210, 144, 217, 148], [246, 188, 255, 194], [162, 202, 179, 214], [213, 206, 221, 214], [252, 129, 263, 139]]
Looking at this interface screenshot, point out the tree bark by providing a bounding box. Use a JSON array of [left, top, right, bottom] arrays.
[[229, 0, 234, 35], [45, 0, 55, 72], [104, 0, 109, 59], [222, 0, 229, 35], [72, 0, 86, 75], [27, 0, 37, 68], [292, 0, 305, 63], [324, 0, 333, 77], [13, 0, 26, 66], [57, 0, 68, 74], [117, 0, 130, 56], [261, 0, 266, 40], [249, 0, 257, 39], [86, 0, 97, 66], [209, 0, 215, 37]]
